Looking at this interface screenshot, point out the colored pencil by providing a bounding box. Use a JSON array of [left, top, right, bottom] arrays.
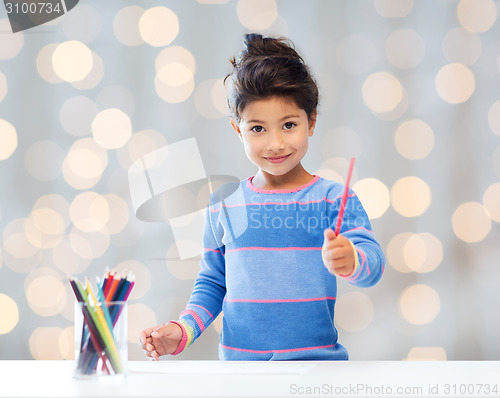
[[334, 157, 356, 236]]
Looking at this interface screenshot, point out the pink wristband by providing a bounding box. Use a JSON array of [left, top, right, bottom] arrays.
[[168, 321, 187, 355]]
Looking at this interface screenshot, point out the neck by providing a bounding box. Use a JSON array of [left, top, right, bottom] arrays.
[[252, 164, 314, 190]]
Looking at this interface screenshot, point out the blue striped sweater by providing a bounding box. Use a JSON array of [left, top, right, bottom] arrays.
[[171, 175, 385, 360]]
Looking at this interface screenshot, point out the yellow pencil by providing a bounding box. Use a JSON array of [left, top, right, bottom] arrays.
[[82, 279, 123, 374]]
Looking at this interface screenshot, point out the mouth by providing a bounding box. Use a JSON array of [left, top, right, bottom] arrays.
[[264, 154, 291, 164]]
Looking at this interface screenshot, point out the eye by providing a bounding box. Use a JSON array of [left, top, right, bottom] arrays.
[[283, 122, 296, 130], [251, 125, 265, 133]]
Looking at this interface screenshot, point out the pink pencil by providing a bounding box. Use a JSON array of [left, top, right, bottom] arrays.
[[334, 157, 355, 235]]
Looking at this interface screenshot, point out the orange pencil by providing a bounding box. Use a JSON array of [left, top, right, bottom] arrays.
[[105, 273, 120, 302]]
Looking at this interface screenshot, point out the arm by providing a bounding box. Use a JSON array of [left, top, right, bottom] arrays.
[[323, 190, 385, 288], [141, 204, 226, 358]]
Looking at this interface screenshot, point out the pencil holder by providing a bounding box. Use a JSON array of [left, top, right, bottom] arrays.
[[74, 301, 128, 378]]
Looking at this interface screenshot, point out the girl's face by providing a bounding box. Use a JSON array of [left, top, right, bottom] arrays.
[[231, 96, 316, 180]]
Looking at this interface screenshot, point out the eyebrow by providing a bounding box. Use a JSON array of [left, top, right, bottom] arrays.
[[246, 115, 301, 124]]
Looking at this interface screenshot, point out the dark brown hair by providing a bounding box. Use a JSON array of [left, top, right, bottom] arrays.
[[225, 33, 319, 122]]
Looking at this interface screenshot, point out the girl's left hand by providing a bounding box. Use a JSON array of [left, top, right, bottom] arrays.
[[321, 228, 355, 277]]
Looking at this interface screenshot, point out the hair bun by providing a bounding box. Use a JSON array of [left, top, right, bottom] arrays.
[[241, 33, 302, 61]]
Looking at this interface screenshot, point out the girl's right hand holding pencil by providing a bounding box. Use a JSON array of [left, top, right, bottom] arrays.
[[140, 323, 182, 361]]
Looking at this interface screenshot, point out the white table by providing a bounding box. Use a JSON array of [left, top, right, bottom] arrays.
[[0, 360, 499, 397]]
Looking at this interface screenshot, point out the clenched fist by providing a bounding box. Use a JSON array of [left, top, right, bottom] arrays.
[[322, 228, 355, 277]]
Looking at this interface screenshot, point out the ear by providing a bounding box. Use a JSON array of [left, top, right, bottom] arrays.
[[230, 118, 243, 142], [308, 111, 317, 137]]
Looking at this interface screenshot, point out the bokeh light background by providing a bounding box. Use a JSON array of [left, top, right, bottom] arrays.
[[0, 0, 500, 361]]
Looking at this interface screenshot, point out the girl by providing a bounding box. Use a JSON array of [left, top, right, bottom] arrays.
[[140, 33, 385, 360]]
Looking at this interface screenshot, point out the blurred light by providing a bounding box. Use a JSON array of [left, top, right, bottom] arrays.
[[25, 140, 64, 181], [212, 79, 230, 117], [62, 4, 101, 43], [52, 237, 91, 274], [0, 19, 24, 59], [29, 327, 64, 360], [103, 194, 130, 234], [394, 119, 434, 160], [92, 108, 132, 149], [59, 326, 75, 360], [0, 71, 6, 102], [197, 0, 229, 3], [139, 6, 179, 47], [483, 183, 500, 222], [373, 0, 413, 18], [70, 51, 105, 90], [314, 168, 344, 183], [63, 138, 108, 188], [387, 232, 414, 273], [155, 46, 196, 75], [60, 96, 99, 137], [406, 347, 447, 361], [452, 202, 492, 243], [157, 63, 192, 87], [115, 260, 150, 300], [195, 79, 229, 119], [116, 129, 167, 170], [155, 67, 195, 103], [362, 72, 403, 113], [390, 176, 431, 217], [113, 6, 145, 46], [28, 208, 65, 246], [435, 63, 475, 104], [127, 304, 157, 344], [0, 248, 2, 269], [352, 178, 390, 219], [0, 119, 17, 160], [3, 218, 39, 260], [442, 28, 482, 66], [404, 233, 443, 273], [488, 100, 500, 137], [26, 274, 67, 317], [236, 0, 278, 30], [321, 126, 362, 159], [317, 157, 358, 185], [69, 227, 110, 260], [96, 85, 135, 117], [457, 0, 497, 33], [0, 294, 19, 334], [36, 44, 63, 84], [52, 41, 93, 82], [335, 292, 374, 332], [70, 192, 110, 233], [398, 284, 440, 325], [336, 34, 377, 75], [33, 194, 71, 229], [385, 29, 425, 69], [165, 243, 202, 280]]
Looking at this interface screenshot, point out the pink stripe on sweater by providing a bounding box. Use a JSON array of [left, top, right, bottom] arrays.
[[220, 344, 336, 354], [188, 304, 214, 319], [204, 248, 222, 253], [227, 246, 322, 253], [344, 226, 374, 234], [224, 297, 336, 303], [180, 309, 205, 332]]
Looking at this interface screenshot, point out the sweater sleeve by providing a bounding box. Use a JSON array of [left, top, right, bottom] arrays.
[[331, 189, 385, 288], [171, 203, 226, 355]]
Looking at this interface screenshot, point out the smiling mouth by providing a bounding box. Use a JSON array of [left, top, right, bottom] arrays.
[[265, 154, 291, 163]]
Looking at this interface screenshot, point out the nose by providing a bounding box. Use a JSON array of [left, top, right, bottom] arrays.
[[266, 130, 285, 153]]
